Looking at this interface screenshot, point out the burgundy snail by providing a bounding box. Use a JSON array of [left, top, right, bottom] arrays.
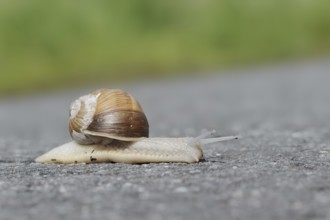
[[35, 88, 239, 164]]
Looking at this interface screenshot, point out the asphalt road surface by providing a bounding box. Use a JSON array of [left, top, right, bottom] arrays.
[[1, 59, 330, 220]]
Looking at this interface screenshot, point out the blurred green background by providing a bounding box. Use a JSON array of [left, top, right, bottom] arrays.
[[1, 0, 330, 96]]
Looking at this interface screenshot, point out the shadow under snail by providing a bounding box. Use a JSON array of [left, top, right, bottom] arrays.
[[35, 88, 239, 164]]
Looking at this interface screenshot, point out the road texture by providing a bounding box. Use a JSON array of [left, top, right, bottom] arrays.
[[1, 59, 330, 220]]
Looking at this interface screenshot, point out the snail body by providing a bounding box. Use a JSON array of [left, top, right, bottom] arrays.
[[35, 88, 239, 164], [35, 138, 201, 164]]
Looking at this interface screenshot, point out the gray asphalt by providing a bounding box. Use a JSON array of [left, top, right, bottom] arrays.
[[1, 59, 330, 220]]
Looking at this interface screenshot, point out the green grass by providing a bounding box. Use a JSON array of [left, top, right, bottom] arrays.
[[1, 0, 330, 95]]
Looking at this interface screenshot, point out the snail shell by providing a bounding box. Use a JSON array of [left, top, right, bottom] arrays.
[[35, 88, 239, 164], [69, 88, 149, 145]]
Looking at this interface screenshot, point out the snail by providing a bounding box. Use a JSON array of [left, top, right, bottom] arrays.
[[35, 88, 239, 164]]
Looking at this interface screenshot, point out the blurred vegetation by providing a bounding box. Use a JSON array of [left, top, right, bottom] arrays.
[[0, 0, 330, 95]]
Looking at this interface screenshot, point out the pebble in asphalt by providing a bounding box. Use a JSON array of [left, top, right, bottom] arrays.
[[1, 60, 330, 220]]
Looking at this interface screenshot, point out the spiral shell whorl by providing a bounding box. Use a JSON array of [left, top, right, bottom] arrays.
[[69, 89, 149, 145]]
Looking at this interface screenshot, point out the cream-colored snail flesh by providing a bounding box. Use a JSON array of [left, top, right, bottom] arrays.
[[35, 88, 239, 164]]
